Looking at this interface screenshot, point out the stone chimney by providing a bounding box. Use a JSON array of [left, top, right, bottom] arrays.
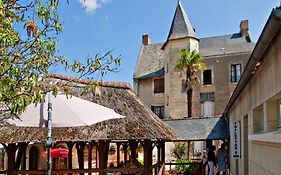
[[142, 34, 150, 45], [240, 20, 249, 36]]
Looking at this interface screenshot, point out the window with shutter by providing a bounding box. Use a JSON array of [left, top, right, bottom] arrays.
[[154, 78, 164, 93], [201, 101, 214, 117]]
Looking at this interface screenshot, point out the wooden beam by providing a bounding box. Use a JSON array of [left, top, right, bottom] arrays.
[[105, 167, 145, 173], [12, 168, 101, 174], [11, 167, 146, 174]]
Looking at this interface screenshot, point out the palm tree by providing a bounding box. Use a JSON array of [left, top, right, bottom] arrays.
[[176, 50, 205, 118]]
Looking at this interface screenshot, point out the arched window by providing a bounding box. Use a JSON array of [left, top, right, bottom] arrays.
[[29, 146, 38, 170]]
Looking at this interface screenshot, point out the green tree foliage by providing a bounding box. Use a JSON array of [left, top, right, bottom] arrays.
[[171, 142, 198, 174], [171, 142, 187, 160], [0, 0, 121, 118], [175, 159, 196, 175], [176, 50, 205, 118]]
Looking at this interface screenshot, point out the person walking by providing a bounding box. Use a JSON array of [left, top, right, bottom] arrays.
[[216, 143, 228, 175], [201, 149, 208, 174], [207, 145, 216, 175]]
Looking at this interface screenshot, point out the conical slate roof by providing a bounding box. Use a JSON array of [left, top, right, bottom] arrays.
[[167, 1, 196, 40]]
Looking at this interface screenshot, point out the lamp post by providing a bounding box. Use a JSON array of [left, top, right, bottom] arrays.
[[46, 92, 52, 175]]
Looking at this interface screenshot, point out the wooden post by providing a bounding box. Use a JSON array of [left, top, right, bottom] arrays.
[[156, 143, 161, 174], [206, 140, 212, 150], [143, 140, 152, 175], [160, 141, 165, 175], [66, 142, 74, 175], [76, 142, 86, 175], [88, 143, 93, 175], [116, 143, 120, 167], [22, 146, 27, 171], [95, 143, 98, 168], [129, 140, 137, 160], [136, 143, 139, 159], [97, 141, 109, 175], [123, 143, 128, 163], [157, 143, 161, 164], [6, 144, 16, 175], [15, 143, 28, 170]]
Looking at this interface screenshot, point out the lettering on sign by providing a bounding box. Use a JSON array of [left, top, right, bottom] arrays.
[[231, 120, 240, 159]]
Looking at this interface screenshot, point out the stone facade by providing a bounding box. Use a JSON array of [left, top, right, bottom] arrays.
[[164, 38, 199, 119], [195, 53, 251, 117], [133, 2, 254, 120]]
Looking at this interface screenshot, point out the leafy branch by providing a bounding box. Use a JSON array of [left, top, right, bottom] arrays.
[[0, 0, 121, 117]]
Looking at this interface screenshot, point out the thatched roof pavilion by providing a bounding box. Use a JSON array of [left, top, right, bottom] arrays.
[[0, 74, 176, 143], [0, 74, 177, 175]]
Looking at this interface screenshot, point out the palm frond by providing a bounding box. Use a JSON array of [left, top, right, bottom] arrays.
[[176, 50, 205, 72], [176, 49, 205, 86]]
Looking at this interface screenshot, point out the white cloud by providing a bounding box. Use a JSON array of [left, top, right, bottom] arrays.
[[79, 0, 111, 13]]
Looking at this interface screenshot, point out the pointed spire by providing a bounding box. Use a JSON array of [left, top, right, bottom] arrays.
[[167, 1, 197, 40]]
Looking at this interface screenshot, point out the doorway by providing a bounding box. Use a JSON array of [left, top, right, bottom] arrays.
[[243, 115, 249, 175]]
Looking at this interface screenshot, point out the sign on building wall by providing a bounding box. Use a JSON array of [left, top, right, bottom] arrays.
[[230, 120, 240, 159]]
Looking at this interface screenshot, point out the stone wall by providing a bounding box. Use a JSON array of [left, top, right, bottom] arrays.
[[164, 38, 198, 119], [194, 53, 251, 117], [136, 37, 251, 119]]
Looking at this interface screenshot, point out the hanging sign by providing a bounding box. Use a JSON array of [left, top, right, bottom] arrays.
[[230, 120, 240, 159]]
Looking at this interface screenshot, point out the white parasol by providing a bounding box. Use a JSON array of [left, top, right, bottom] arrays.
[[8, 93, 125, 127]]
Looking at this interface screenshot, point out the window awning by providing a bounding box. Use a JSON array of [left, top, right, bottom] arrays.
[[164, 117, 229, 141], [137, 68, 164, 80]]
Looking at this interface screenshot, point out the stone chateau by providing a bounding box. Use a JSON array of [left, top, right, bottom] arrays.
[[133, 1, 255, 120]]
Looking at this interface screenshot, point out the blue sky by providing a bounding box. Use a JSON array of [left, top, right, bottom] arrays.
[[55, 0, 280, 85]]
